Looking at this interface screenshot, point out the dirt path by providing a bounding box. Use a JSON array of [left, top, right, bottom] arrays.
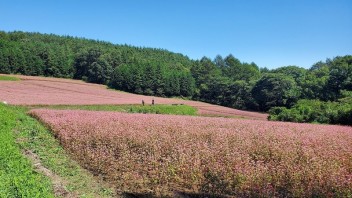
[[23, 149, 76, 198]]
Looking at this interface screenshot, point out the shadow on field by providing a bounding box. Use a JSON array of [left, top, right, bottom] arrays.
[[122, 191, 230, 198]]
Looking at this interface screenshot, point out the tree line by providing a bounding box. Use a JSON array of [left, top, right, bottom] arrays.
[[0, 31, 351, 125], [0, 31, 195, 97]]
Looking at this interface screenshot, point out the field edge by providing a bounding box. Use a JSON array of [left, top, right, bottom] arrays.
[[2, 104, 116, 198]]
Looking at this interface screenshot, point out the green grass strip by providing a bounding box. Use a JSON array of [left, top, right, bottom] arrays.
[[0, 76, 20, 81], [27, 104, 198, 116], [0, 104, 54, 197], [1, 104, 115, 197]]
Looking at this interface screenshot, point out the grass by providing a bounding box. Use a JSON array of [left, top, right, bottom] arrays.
[[0, 104, 53, 197], [0, 75, 20, 81], [0, 104, 115, 198], [27, 104, 198, 116]]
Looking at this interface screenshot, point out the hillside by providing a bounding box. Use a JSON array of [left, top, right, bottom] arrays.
[[0, 31, 351, 125]]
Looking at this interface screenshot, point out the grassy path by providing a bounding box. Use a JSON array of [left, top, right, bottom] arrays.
[[26, 104, 197, 115], [0, 104, 53, 197], [0, 104, 115, 197]]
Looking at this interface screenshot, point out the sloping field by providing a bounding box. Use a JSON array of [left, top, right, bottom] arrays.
[[0, 74, 267, 120], [30, 109, 352, 197]]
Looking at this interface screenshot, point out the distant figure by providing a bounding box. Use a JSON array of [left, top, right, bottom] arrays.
[[152, 99, 155, 105], [142, 100, 145, 106]]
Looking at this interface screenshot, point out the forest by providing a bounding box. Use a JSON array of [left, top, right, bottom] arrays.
[[0, 31, 351, 125]]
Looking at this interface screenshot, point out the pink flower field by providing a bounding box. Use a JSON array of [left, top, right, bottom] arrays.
[[0, 74, 267, 120], [30, 109, 352, 197]]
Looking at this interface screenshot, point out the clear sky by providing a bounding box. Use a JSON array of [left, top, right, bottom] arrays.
[[0, 0, 351, 69]]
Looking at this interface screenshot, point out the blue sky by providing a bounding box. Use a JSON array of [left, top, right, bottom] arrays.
[[0, 0, 351, 69]]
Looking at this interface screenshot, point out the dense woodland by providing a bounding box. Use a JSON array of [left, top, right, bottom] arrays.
[[0, 31, 351, 125]]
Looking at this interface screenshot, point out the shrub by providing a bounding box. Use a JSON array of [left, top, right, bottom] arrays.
[[269, 99, 352, 125]]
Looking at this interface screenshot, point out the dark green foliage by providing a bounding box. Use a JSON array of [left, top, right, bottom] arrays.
[[109, 62, 195, 97], [222, 54, 260, 81], [229, 80, 257, 110], [190, 55, 261, 110], [252, 74, 300, 111], [270, 65, 307, 82], [325, 56, 352, 100], [191, 57, 221, 88], [264, 56, 352, 124], [269, 99, 352, 125], [299, 72, 328, 100]]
